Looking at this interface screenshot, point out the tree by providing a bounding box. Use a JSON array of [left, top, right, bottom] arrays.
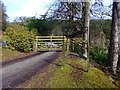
[[13, 16, 55, 36], [44, 1, 83, 37], [0, 0, 8, 31], [26, 18, 54, 35], [90, 1, 112, 19], [0, 1, 2, 30], [108, 1, 120, 74], [118, 2, 120, 59], [82, 1, 90, 71]]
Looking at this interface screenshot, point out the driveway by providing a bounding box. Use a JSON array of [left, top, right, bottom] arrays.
[[2, 51, 60, 88]]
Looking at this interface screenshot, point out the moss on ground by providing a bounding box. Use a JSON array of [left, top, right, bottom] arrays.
[[45, 55, 118, 88], [17, 52, 119, 88], [46, 64, 76, 88]]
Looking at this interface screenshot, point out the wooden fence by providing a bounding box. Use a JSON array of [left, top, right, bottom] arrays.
[[34, 36, 70, 51]]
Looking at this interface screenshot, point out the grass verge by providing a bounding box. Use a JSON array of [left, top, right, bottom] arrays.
[[2, 47, 24, 62], [2, 47, 36, 62], [17, 52, 119, 88], [16, 54, 64, 88]]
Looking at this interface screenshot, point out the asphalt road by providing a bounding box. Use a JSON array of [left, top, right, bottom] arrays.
[[2, 51, 60, 88]]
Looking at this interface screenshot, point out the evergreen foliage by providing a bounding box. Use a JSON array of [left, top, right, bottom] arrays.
[[4, 23, 37, 52]]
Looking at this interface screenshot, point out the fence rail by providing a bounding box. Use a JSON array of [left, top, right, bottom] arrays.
[[35, 36, 70, 51]]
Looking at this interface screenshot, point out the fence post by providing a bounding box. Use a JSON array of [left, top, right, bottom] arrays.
[[66, 38, 70, 52], [62, 36, 65, 61], [63, 36, 66, 51], [72, 40, 74, 51], [35, 36, 38, 51], [50, 35, 52, 51]]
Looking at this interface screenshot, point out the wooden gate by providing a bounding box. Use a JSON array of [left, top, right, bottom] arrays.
[[34, 36, 70, 51]]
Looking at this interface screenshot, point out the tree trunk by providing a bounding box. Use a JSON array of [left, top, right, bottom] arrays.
[[117, 2, 120, 72], [82, 1, 90, 72], [108, 2, 120, 74], [82, 2, 90, 59], [118, 2, 120, 55]]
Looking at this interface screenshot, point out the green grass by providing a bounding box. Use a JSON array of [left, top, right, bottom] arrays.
[[2, 47, 24, 62], [45, 55, 118, 88], [45, 64, 76, 88], [16, 52, 119, 88], [16, 57, 62, 88]]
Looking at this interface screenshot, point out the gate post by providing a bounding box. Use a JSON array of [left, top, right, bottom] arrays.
[[63, 36, 66, 51], [35, 36, 38, 52], [50, 35, 52, 51], [62, 36, 66, 60], [66, 38, 70, 52]]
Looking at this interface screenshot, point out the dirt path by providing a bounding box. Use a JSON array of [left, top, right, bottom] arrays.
[[2, 51, 60, 88]]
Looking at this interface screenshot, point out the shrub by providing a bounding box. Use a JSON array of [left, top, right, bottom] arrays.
[[74, 43, 82, 55], [69, 43, 82, 55], [4, 24, 37, 52], [90, 45, 108, 65]]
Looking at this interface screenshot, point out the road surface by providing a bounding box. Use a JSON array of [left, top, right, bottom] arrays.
[[2, 51, 60, 88]]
